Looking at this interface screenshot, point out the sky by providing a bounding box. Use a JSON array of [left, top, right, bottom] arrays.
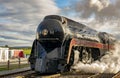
[[0, 0, 120, 47]]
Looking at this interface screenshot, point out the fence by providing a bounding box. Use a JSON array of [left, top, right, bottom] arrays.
[[0, 58, 30, 71]]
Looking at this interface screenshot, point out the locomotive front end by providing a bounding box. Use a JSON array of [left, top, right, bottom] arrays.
[[29, 16, 67, 73]]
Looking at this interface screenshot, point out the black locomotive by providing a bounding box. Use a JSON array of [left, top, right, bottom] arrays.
[[29, 15, 116, 73]]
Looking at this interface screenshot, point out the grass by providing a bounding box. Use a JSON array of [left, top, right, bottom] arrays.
[[9, 47, 32, 55], [0, 64, 30, 71], [23, 48, 31, 55]]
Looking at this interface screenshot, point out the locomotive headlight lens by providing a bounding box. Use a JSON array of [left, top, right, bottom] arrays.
[[42, 29, 48, 36]]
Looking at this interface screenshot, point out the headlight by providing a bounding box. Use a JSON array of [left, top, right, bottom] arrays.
[[42, 29, 48, 36]]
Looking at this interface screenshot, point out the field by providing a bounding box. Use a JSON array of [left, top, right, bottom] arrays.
[[23, 48, 31, 55], [0, 58, 30, 71], [9, 47, 31, 55], [0, 64, 29, 71]]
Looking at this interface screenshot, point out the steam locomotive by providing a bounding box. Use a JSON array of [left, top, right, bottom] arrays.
[[29, 15, 116, 73]]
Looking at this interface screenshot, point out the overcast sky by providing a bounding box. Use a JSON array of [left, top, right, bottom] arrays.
[[0, 0, 120, 47]]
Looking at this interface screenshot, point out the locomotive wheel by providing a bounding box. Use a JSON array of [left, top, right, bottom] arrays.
[[81, 48, 92, 64], [63, 64, 71, 72]]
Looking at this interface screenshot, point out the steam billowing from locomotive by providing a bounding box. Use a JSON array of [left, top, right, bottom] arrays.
[[90, 0, 110, 11], [29, 15, 117, 74], [71, 43, 120, 73]]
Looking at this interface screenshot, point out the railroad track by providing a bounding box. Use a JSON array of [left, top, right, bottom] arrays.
[[112, 71, 120, 78], [60, 71, 120, 78], [19, 72, 119, 78], [1, 69, 120, 78], [60, 72, 115, 78], [0, 69, 35, 78]]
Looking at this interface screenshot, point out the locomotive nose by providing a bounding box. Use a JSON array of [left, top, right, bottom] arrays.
[[37, 19, 65, 42]]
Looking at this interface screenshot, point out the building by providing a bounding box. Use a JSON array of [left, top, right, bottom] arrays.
[[0, 47, 9, 61], [10, 49, 24, 58], [0, 47, 25, 62]]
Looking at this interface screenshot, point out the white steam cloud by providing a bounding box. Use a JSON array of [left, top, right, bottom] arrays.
[[71, 42, 120, 73], [90, 0, 110, 11]]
